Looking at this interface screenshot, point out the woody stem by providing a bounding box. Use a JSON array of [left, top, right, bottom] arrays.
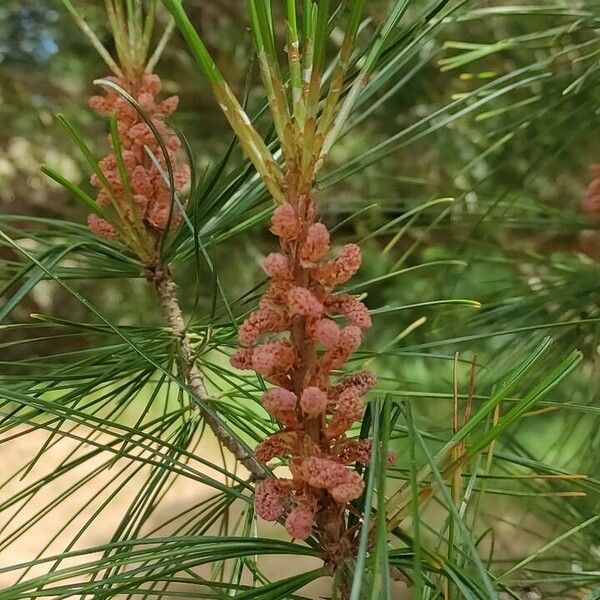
[[286, 191, 350, 561], [153, 267, 269, 481]]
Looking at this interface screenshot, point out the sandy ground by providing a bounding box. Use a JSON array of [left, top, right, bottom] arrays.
[[0, 425, 348, 598]]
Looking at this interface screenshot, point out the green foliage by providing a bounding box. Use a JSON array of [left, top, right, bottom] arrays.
[[0, 1, 599, 598]]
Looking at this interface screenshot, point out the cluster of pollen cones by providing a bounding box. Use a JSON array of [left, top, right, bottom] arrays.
[[87, 73, 189, 243], [231, 197, 394, 540]]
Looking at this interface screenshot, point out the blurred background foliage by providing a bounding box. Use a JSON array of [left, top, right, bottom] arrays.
[[3, 1, 597, 373], [1, 1, 599, 597]]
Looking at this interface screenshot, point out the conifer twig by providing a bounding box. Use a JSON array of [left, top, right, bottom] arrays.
[[152, 267, 269, 481]]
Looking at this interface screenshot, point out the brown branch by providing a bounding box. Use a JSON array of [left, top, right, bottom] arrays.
[[151, 267, 269, 481]]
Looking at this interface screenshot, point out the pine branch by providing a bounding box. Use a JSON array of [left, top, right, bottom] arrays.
[[152, 267, 269, 481]]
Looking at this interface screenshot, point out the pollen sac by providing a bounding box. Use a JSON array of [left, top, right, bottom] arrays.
[[326, 294, 372, 330], [334, 439, 372, 465], [300, 456, 364, 502], [332, 370, 377, 398], [330, 480, 364, 504], [88, 214, 118, 240], [287, 286, 323, 317], [230, 348, 254, 370], [130, 165, 154, 196], [285, 504, 314, 539], [262, 388, 297, 413], [313, 243, 362, 286], [255, 438, 286, 463], [325, 389, 364, 439], [89, 95, 112, 112], [262, 388, 299, 426], [255, 479, 286, 522], [300, 222, 330, 262], [251, 342, 295, 376], [160, 95, 179, 116], [310, 318, 340, 349], [254, 431, 297, 462], [263, 253, 292, 279], [141, 73, 162, 95], [239, 308, 286, 347], [270, 203, 302, 241], [299, 386, 328, 416], [320, 325, 362, 372]]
